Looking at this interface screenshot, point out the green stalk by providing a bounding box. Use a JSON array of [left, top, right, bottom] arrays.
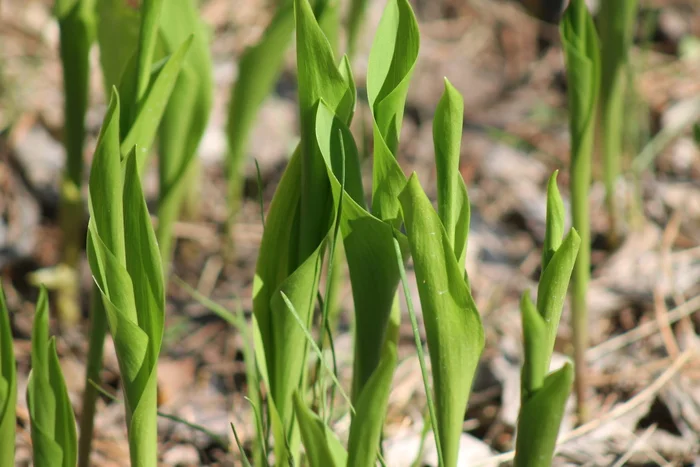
[[54, 0, 95, 325], [77, 290, 107, 467], [560, 0, 600, 422], [346, 0, 368, 58], [598, 0, 638, 245]]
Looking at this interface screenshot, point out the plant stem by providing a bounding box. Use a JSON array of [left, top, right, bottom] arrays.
[[571, 135, 591, 423], [56, 0, 93, 325], [78, 288, 107, 467]]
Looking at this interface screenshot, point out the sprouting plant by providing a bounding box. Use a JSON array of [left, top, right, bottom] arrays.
[[86, 91, 166, 466], [514, 172, 580, 467], [27, 287, 78, 467], [0, 284, 16, 466], [78, 2, 192, 463], [598, 0, 639, 244], [53, 0, 96, 325], [560, 0, 600, 422], [397, 80, 484, 466]]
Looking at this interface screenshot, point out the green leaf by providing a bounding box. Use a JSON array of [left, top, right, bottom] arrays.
[[314, 102, 403, 400], [134, 0, 164, 102], [88, 89, 126, 263], [252, 149, 324, 465], [0, 283, 16, 466], [87, 94, 165, 465], [55, 0, 95, 186], [347, 343, 397, 467], [434, 78, 470, 270], [27, 288, 77, 467], [95, 0, 141, 92], [120, 35, 193, 172], [520, 292, 547, 399], [294, 0, 351, 257], [542, 171, 565, 269], [226, 1, 294, 218], [514, 363, 573, 467], [536, 229, 580, 362], [293, 393, 345, 467], [157, 0, 213, 265], [367, 0, 418, 224], [399, 174, 484, 467]]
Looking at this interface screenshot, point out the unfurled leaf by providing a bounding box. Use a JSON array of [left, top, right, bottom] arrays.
[[368, 0, 418, 223], [519, 293, 547, 400], [314, 102, 403, 401], [87, 92, 165, 466], [27, 288, 77, 467], [347, 344, 397, 467], [0, 284, 16, 466], [293, 393, 346, 467], [399, 174, 484, 467], [515, 364, 573, 467], [120, 36, 193, 171]]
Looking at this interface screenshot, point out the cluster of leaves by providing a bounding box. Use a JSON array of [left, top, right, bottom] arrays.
[[4, 0, 606, 465], [245, 0, 581, 465]]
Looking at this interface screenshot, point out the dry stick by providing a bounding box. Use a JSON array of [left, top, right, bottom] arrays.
[[610, 424, 661, 467], [472, 350, 693, 467], [655, 210, 683, 359], [587, 294, 700, 361]]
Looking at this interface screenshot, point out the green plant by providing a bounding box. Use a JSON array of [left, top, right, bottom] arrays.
[[560, 0, 600, 422], [156, 0, 213, 268], [78, 2, 192, 463], [397, 80, 483, 466], [53, 0, 96, 325], [0, 284, 15, 466], [86, 91, 166, 466], [514, 172, 580, 466], [598, 0, 638, 244], [27, 287, 78, 467]]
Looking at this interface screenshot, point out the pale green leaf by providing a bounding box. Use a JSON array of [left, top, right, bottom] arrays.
[[293, 393, 344, 467], [514, 363, 573, 467], [347, 344, 397, 467], [542, 171, 565, 269], [399, 174, 484, 467], [434, 78, 470, 270]]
